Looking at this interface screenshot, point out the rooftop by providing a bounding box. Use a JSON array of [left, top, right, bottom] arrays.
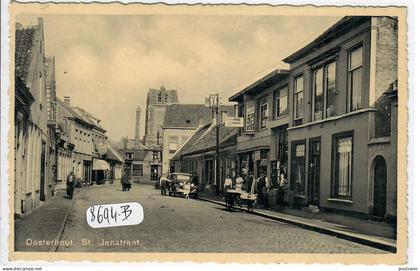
[[163, 104, 234, 128], [283, 16, 371, 63], [229, 69, 290, 102]]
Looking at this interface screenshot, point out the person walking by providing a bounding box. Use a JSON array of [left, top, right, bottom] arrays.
[[257, 172, 269, 207], [160, 174, 168, 196], [223, 174, 233, 198], [66, 171, 75, 199], [121, 173, 130, 191], [184, 179, 191, 199]]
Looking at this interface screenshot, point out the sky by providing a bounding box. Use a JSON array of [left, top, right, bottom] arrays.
[[17, 14, 340, 141]]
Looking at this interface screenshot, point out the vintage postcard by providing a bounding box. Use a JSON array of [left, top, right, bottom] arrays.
[[6, 2, 407, 264]]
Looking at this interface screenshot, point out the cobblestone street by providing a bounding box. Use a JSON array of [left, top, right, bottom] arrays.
[[56, 184, 385, 253]]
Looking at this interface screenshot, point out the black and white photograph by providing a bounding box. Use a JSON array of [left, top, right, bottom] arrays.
[[3, 3, 410, 265]]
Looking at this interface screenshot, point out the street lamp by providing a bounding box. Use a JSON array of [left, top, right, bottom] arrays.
[[206, 94, 221, 195]]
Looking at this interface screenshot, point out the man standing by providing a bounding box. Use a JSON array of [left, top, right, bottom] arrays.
[[66, 171, 75, 199], [160, 174, 168, 196]]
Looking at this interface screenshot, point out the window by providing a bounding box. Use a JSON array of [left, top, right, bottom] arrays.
[[348, 46, 363, 111], [259, 96, 268, 129], [332, 133, 353, 198], [313, 67, 324, 121], [132, 163, 143, 176], [126, 152, 134, 159], [245, 100, 256, 132], [274, 86, 288, 118], [152, 151, 159, 160], [157, 92, 162, 102], [169, 136, 178, 154], [294, 76, 304, 123], [312, 62, 337, 121], [291, 141, 305, 195]]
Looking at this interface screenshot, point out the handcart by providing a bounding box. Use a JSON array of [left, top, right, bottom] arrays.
[[239, 192, 257, 212], [225, 189, 242, 211]]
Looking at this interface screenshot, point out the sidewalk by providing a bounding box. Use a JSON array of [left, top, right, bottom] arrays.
[[198, 192, 397, 253], [14, 189, 73, 252]]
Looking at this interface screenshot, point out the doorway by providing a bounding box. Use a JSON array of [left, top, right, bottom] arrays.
[[373, 156, 387, 218], [308, 139, 321, 206], [151, 165, 159, 181]]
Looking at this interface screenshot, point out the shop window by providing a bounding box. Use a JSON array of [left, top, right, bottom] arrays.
[[293, 76, 304, 125], [331, 133, 353, 199], [291, 141, 305, 195], [348, 46, 363, 111], [273, 86, 288, 119], [312, 62, 337, 121]]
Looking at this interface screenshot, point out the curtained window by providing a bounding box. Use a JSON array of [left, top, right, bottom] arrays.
[[348, 46, 363, 111], [332, 134, 353, 198], [260, 102, 268, 129], [273, 86, 288, 118], [311, 61, 337, 121]]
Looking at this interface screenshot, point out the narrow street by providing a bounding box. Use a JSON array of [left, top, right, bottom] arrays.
[[57, 184, 385, 253]]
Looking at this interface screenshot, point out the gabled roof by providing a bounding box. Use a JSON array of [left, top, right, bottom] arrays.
[[283, 16, 371, 63], [229, 69, 290, 102], [106, 141, 125, 162], [171, 122, 213, 161], [163, 104, 235, 128], [15, 25, 36, 82], [174, 124, 238, 159]]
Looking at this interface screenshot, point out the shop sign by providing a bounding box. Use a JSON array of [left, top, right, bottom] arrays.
[[225, 117, 244, 127]]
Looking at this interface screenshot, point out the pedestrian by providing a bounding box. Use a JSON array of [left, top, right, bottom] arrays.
[[235, 174, 244, 190], [246, 172, 254, 193], [184, 179, 191, 199], [192, 172, 199, 188], [160, 174, 168, 196], [66, 171, 75, 199], [223, 174, 233, 198], [121, 173, 130, 191], [257, 172, 269, 207]]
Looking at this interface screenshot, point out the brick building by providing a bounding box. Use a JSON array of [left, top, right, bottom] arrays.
[[144, 86, 179, 148]]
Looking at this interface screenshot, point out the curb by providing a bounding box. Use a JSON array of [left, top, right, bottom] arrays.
[[198, 196, 397, 253], [50, 194, 75, 252]]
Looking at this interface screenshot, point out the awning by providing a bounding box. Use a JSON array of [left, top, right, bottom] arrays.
[[93, 159, 110, 170]]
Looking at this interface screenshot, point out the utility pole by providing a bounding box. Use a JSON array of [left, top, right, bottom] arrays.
[[207, 93, 221, 195]]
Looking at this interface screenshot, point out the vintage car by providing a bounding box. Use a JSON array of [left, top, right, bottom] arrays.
[[168, 172, 198, 198]]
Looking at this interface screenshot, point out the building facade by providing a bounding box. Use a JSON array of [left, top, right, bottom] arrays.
[[14, 18, 55, 216], [283, 16, 398, 220], [161, 104, 234, 174], [229, 69, 290, 189]]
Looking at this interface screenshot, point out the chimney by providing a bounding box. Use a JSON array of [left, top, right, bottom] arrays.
[[64, 96, 70, 107], [135, 106, 141, 147], [123, 137, 128, 149]]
